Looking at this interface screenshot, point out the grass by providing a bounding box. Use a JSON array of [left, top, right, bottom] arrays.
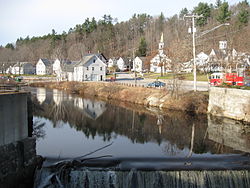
[[144, 73, 209, 82]]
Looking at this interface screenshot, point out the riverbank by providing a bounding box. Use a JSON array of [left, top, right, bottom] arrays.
[[30, 81, 208, 114]]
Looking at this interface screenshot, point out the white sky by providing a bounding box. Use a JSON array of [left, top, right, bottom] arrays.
[[0, 0, 242, 46]]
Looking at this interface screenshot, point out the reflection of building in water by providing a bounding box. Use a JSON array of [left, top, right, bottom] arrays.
[[36, 88, 46, 104], [53, 89, 66, 105], [207, 116, 250, 153], [73, 97, 84, 110], [83, 99, 107, 120], [71, 97, 107, 120], [157, 115, 164, 134]]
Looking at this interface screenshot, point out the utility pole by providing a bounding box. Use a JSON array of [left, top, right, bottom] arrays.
[[184, 14, 203, 92]]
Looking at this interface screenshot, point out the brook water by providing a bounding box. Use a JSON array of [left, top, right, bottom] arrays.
[[29, 88, 250, 187]]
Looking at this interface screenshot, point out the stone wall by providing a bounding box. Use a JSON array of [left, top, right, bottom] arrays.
[[208, 87, 250, 122], [0, 138, 36, 178]]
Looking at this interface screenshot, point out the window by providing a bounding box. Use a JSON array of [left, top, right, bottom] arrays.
[[92, 67, 94, 71], [85, 75, 87, 78], [93, 59, 96, 63], [87, 67, 89, 71], [100, 67, 102, 71]]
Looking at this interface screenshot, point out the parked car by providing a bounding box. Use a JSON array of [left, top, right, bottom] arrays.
[[146, 81, 166, 88]]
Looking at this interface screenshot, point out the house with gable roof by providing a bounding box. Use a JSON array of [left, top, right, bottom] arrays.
[[73, 53, 107, 81], [132, 56, 146, 73], [36, 58, 53, 75]]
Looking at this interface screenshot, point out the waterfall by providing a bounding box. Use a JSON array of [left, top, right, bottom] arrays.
[[34, 168, 250, 188]]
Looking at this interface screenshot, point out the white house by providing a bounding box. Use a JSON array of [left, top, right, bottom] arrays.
[[73, 54, 107, 81], [133, 56, 146, 73], [53, 59, 73, 81], [36, 59, 53, 75], [117, 57, 127, 71], [9, 62, 35, 75], [108, 58, 116, 68], [150, 33, 171, 73], [52, 59, 62, 75]]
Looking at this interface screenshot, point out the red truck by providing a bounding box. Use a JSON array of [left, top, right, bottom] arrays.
[[209, 72, 244, 86]]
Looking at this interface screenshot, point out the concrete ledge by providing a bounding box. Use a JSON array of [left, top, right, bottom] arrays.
[[208, 87, 250, 122]]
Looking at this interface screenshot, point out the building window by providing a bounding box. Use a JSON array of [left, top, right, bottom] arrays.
[[93, 59, 96, 63], [92, 67, 94, 71], [87, 67, 89, 71], [85, 75, 87, 78], [100, 67, 102, 71]]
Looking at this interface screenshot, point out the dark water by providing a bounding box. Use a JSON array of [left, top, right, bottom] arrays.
[[29, 87, 250, 164]]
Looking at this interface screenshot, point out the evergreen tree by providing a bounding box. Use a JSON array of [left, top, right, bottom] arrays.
[[136, 37, 147, 57], [193, 2, 211, 26], [158, 12, 165, 32], [238, 7, 249, 26], [5, 43, 14, 50], [216, 2, 231, 23], [179, 8, 189, 18], [215, 0, 222, 8]]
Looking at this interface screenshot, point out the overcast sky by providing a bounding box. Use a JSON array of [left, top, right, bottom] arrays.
[[0, 0, 242, 46]]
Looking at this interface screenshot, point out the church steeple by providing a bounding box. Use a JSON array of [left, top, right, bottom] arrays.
[[159, 32, 164, 55]]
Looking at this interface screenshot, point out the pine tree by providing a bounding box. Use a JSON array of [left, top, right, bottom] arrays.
[[193, 2, 211, 26], [216, 2, 231, 23], [136, 37, 147, 57], [215, 0, 222, 8]]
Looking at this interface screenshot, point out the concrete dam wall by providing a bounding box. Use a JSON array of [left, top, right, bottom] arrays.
[[208, 87, 250, 122]]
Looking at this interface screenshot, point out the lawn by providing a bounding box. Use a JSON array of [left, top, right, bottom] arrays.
[[144, 73, 209, 82]]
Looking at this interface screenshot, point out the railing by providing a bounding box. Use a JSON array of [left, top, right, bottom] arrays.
[[0, 84, 21, 93]]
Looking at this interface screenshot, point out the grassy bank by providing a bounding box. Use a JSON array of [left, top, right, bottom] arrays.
[[143, 73, 209, 82], [30, 81, 208, 114]]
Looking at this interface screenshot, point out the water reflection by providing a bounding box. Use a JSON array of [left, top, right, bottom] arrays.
[[207, 115, 250, 153], [30, 88, 250, 159]]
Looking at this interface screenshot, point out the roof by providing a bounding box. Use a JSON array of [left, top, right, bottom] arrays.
[[77, 53, 107, 67], [62, 61, 79, 72], [13, 62, 33, 67], [209, 49, 227, 60], [78, 54, 96, 66], [40, 58, 53, 66]]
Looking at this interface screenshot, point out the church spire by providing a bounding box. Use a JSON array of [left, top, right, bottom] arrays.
[[159, 32, 164, 55], [160, 32, 164, 43]]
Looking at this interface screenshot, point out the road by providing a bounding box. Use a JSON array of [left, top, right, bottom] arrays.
[[110, 73, 209, 91]]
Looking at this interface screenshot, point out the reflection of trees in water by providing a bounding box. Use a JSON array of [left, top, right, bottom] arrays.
[[49, 101, 74, 128], [32, 93, 247, 155], [33, 120, 46, 140]]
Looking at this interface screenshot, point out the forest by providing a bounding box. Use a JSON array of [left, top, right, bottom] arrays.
[[0, 0, 249, 69]]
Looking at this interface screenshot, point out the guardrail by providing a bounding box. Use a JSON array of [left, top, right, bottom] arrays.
[[0, 84, 21, 93]]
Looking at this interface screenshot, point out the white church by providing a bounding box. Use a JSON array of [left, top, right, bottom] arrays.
[[150, 33, 171, 73]]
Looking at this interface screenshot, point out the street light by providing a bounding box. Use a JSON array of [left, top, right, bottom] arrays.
[[184, 14, 229, 91]]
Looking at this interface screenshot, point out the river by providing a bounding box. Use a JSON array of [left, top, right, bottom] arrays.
[[21, 87, 250, 187], [28, 87, 250, 163]]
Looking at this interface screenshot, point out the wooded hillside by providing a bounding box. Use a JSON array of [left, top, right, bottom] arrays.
[[0, 0, 249, 68]]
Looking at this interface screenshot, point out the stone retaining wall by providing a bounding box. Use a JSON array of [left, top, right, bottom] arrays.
[[208, 87, 250, 122]]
